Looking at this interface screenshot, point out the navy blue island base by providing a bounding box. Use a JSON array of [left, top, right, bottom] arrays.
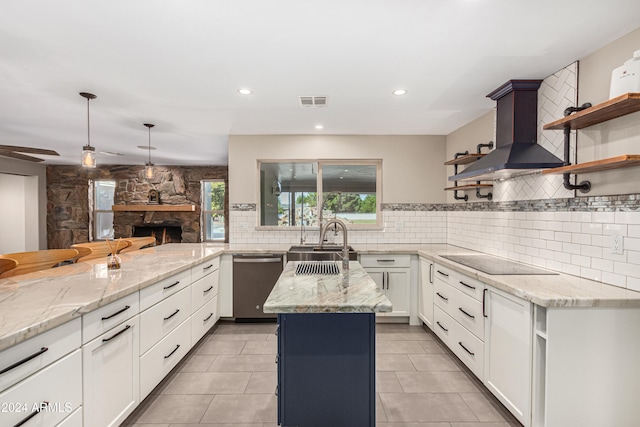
[[277, 312, 376, 427]]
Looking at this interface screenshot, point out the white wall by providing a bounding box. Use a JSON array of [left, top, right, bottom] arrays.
[[228, 134, 447, 204], [0, 159, 47, 250], [0, 173, 39, 253], [576, 27, 640, 196]]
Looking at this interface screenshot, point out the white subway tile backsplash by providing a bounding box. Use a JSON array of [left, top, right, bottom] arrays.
[[592, 211, 615, 223], [615, 212, 640, 225]]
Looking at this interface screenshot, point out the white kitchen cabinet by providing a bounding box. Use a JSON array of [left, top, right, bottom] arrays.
[[83, 315, 140, 427], [484, 286, 532, 427], [192, 295, 219, 344], [0, 317, 81, 392], [218, 254, 233, 317], [418, 258, 434, 328], [361, 255, 411, 317], [0, 349, 82, 427], [140, 286, 191, 354], [140, 317, 191, 399]]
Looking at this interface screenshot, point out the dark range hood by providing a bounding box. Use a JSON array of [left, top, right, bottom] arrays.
[[450, 80, 564, 181]]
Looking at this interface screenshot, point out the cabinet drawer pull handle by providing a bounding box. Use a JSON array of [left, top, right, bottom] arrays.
[[377, 259, 395, 262], [0, 347, 49, 375], [436, 292, 448, 301], [164, 309, 180, 321], [275, 355, 279, 364], [458, 341, 475, 356], [275, 385, 279, 397], [203, 264, 214, 270], [436, 321, 448, 332], [429, 263, 433, 284], [101, 305, 131, 321], [203, 285, 214, 294], [437, 270, 449, 277], [164, 280, 180, 290], [13, 401, 48, 427], [459, 281, 476, 290], [458, 307, 475, 319], [164, 344, 180, 359], [102, 325, 131, 343], [483, 289, 488, 318], [203, 313, 214, 322], [275, 325, 279, 336]]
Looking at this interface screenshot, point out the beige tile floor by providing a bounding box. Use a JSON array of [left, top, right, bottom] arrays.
[[122, 321, 522, 427]]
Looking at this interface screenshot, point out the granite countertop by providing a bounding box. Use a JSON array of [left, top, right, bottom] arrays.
[[0, 243, 224, 352], [2, 241, 639, 352], [263, 261, 392, 314]]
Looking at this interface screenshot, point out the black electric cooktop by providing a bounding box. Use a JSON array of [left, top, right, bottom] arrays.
[[439, 254, 558, 275]]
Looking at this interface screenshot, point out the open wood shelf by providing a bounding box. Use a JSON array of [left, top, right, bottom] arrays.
[[543, 93, 640, 130], [541, 155, 640, 175], [444, 153, 487, 166], [444, 183, 493, 191], [112, 205, 196, 212]]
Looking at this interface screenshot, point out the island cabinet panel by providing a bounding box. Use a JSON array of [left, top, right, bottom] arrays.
[[277, 313, 376, 427]]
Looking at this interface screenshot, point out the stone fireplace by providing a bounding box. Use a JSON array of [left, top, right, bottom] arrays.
[[113, 208, 200, 244], [46, 165, 228, 249]]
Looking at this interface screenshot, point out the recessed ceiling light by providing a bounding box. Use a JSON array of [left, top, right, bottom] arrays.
[[238, 88, 252, 95], [137, 145, 156, 150], [315, 124, 324, 130], [100, 151, 124, 156], [393, 89, 407, 96]]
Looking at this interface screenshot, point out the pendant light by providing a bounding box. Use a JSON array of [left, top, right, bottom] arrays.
[[80, 92, 97, 168], [144, 123, 156, 180]]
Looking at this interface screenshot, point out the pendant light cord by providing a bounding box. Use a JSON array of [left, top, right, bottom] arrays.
[[86, 97, 91, 148]]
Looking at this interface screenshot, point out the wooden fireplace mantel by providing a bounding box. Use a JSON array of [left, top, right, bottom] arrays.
[[112, 205, 196, 212]]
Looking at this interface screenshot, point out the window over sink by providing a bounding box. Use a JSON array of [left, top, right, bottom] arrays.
[[258, 160, 381, 228]]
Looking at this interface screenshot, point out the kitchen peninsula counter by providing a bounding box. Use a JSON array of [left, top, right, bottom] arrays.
[[0, 243, 224, 352]]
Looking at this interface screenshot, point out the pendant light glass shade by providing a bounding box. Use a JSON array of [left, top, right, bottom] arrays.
[[144, 123, 155, 180], [81, 145, 96, 168], [79, 92, 97, 168]]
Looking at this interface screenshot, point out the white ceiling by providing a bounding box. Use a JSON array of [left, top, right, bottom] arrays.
[[1, 0, 639, 166]]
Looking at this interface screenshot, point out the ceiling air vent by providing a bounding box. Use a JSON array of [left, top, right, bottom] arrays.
[[298, 96, 328, 107]]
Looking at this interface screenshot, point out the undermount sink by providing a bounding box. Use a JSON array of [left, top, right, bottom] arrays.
[[287, 245, 357, 262]]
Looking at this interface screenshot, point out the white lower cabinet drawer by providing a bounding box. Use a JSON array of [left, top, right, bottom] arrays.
[[433, 305, 453, 348], [191, 271, 219, 314], [0, 318, 81, 392], [140, 317, 191, 399], [192, 295, 218, 345], [0, 349, 82, 427], [434, 305, 484, 381], [449, 317, 484, 381], [140, 286, 191, 354], [450, 288, 484, 341], [56, 407, 83, 427], [82, 292, 139, 344]]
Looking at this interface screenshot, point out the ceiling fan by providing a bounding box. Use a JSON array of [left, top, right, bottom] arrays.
[[0, 145, 59, 162]]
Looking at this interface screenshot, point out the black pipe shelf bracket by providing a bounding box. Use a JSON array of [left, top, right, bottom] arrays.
[[474, 142, 493, 201], [453, 151, 469, 201], [562, 103, 592, 193], [447, 142, 494, 202]]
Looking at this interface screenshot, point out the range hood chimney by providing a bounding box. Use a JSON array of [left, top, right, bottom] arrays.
[[450, 80, 564, 181]]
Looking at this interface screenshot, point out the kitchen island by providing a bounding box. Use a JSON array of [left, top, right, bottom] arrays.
[[264, 260, 392, 427]]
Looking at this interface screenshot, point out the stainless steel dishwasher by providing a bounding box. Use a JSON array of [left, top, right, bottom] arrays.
[[232, 253, 283, 321]]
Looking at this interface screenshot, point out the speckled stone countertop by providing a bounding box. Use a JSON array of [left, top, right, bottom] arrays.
[[355, 243, 640, 308], [263, 261, 392, 314], [0, 243, 224, 352], [2, 242, 639, 352]]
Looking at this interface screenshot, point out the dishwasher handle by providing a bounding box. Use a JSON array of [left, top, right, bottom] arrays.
[[233, 255, 283, 263]]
